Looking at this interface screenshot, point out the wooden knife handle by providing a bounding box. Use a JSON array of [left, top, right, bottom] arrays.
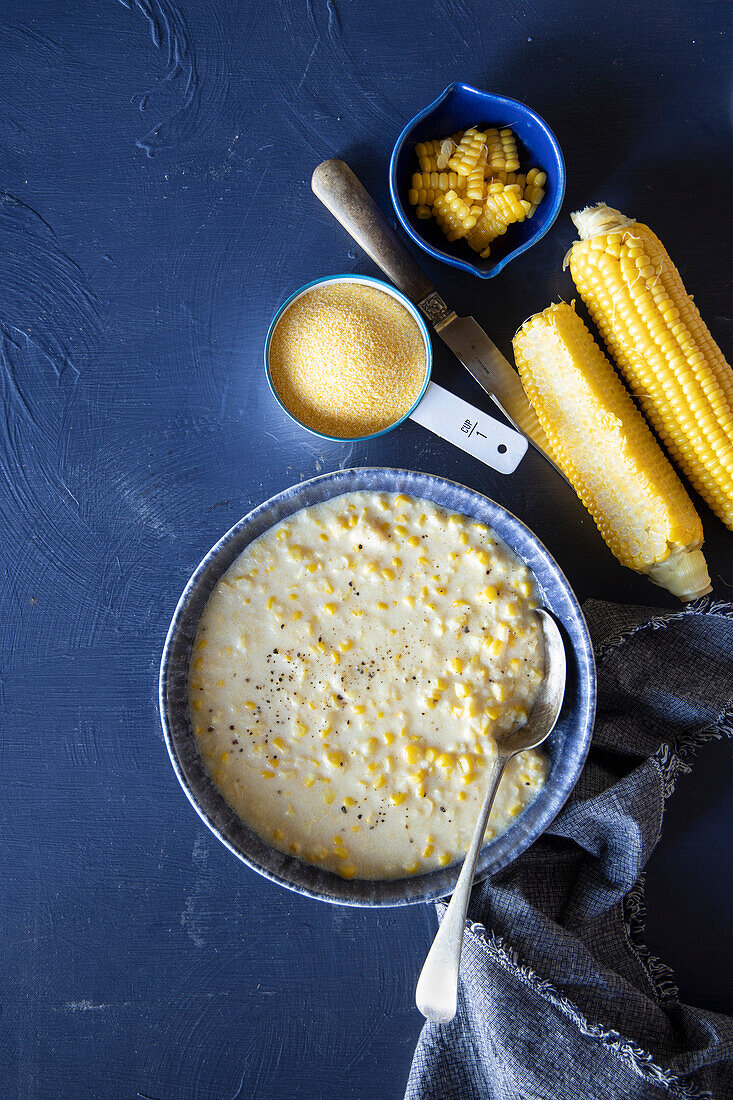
[[311, 159, 435, 305]]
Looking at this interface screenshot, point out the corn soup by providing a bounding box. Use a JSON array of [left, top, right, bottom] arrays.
[[189, 492, 547, 879]]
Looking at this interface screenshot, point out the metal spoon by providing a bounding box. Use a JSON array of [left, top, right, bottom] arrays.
[[415, 608, 567, 1024]]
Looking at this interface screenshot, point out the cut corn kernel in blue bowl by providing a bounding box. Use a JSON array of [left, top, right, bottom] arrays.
[[389, 82, 565, 279]]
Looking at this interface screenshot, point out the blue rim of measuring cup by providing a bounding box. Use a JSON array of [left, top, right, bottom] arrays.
[[264, 274, 433, 444]]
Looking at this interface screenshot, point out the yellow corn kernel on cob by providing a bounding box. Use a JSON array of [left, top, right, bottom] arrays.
[[448, 127, 487, 175], [524, 168, 547, 217], [411, 171, 436, 190], [433, 190, 480, 242], [408, 168, 467, 207], [407, 185, 435, 207], [483, 128, 505, 171], [499, 128, 520, 171], [412, 170, 465, 193], [525, 168, 546, 194], [567, 205, 733, 530], [465, 226, 492, 258], [483, 128, 519, 173], [513, 302, 710, 601], [436, 139, 455, 169], [440, 171, 465, 193], [417, 154, 439, 174]]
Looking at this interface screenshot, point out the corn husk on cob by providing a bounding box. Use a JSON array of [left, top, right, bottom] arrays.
[[513, 303, 711, 601], [567, 204, 733, 530]]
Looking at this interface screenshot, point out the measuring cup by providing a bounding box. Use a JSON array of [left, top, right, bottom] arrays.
[[264, 274, 527, 476]]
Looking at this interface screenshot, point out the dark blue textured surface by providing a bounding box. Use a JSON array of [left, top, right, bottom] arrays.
[[0, 1, 731, 1097]]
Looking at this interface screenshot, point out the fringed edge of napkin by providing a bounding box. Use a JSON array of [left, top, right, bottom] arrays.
[[462, 922, 714, 1100], [593, 596, 733, 662]]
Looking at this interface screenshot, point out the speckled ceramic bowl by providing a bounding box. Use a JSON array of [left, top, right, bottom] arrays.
[[159, 469, 595, 907], [389, 82, 565, 279]]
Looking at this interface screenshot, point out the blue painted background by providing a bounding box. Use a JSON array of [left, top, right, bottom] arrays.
[[1, 1, 731, 1097]]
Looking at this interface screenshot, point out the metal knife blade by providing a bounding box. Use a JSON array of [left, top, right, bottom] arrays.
[[419, 292, 570, 484]]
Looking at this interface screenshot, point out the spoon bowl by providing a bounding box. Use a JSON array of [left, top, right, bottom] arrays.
[[502, 609, 567, 754], [416, 608, 567, 1023]]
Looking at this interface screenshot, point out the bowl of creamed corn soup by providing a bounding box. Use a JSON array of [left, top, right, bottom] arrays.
[[159, 468, 595, 906]]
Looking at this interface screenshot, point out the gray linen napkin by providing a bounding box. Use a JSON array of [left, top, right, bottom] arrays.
[[405, 598, 733, 1100]]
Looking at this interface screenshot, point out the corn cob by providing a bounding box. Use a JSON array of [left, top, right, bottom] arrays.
[[567, 204, 733, 530], [513, 302, 711, 600]]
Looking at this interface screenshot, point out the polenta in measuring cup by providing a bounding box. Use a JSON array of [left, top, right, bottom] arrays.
[[266, 275, 430, 440], [264, 274, 527, 474]]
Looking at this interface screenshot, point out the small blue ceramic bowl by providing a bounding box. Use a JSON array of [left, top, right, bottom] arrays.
[[264, 274, 432, 444], [389, 82, 566, 279], [159, 468, 595, 907]]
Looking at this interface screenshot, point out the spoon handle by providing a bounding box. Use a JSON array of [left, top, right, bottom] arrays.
[[415, 751, 510, 1024]]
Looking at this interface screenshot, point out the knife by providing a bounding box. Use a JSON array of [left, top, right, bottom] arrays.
[[311, 159, 568, 483]]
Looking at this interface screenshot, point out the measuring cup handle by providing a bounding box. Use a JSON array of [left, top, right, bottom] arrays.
[[410, 383, 528, 475], [311, 159, 434, 306]]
